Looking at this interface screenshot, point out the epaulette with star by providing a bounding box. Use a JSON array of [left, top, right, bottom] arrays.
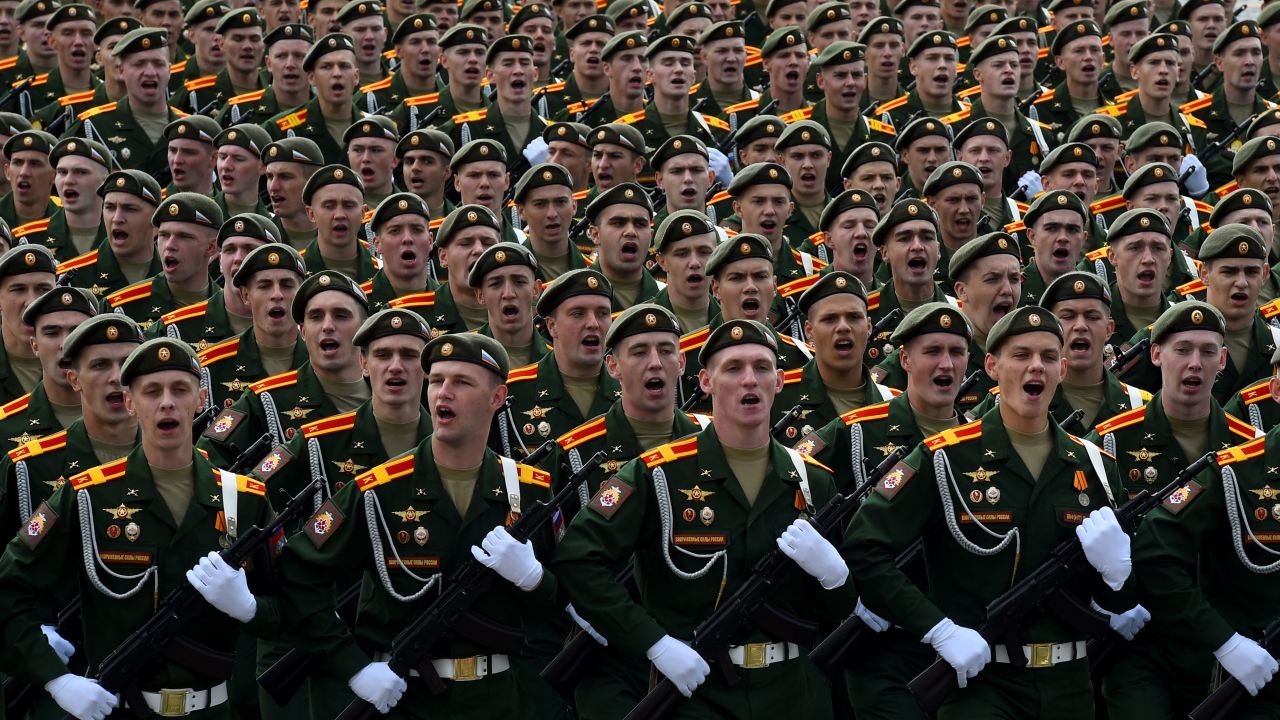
[[169, 60, 187, 74], [1184, 114, 1207, 129], [275, 107, 308, 131], [105, 280, 153, 308], [701, 114, 730, 131], [57, 89, 96, 107], [923, 419, 983, 450], [679, 326, 711, 354], [1240, 378, 1272, 406], [778, 273, 821, 298], [1090, 194, 1125, 214], [357, 452, 415, 491], [840, 401, 891, 426], [0, 55, 17, 71], [228, 89, 265, 106], [184, 74, 218, 92], [1094, 406, 1146, 435], [70, 456, 128, 490], [617, 109, 646, 125], [641, 435, 699, 468], [388, 291, 436, 310], [301, 410, 358, 438], [22, 73, 47, 88], [1218, 435, 1267, 466], [250, 370, 299, 395], [1259, 298, 1280, 321], [1226, 413, 1259, 441], [557, 415, 607, 450], [779, 107, 813, 123], [1175, 278, 1206, 297], [1084, 246, 1109, 262], [13, 218, 50, 239], [8, 429, 68, 462], [1216, 180, 1240, 198], [724, 98, 761, 114]]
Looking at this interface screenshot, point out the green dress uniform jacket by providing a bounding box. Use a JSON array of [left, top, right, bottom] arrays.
[[677, 320, 813, 410], [33, 85, 108, 132], [67, 97, 187, 176], [299, 237, 380, 283], [0, 382, 62, 454], [864, 283, 959, 367], [0, 447, 277, 695], [809, 100, 897, 194], [387, 283, 469, 335], [1109, 97, 1208, 151], [105, 275, 214, 333], [0, 341, 32, 407], [551, 425, 848, 718], [646, 288, 720, 334], [687, 81, 755, 120], [198, 329, 309, 410], [871, 337, 990, 410], [185, 69, 266, 114], [874, 89, 966, 130], [496, 353, 621, 460], [1179, 89, 1272, 189], [448, 103, 549, 184], [1129, 429, 1280, 717], [146, 289, 243, 353], [58, 242, 163, 301], [262, 97, 367, 166], [771, 361, 897, 445], [1116, 315, 1280, 403], [970, 372, 1150, 434], [361, 270, 437, 313], [214, 86, 289, 127], [1030, 82, 1113, 144], [945, 96, 1054, 194], [1224, 378, 1280, 434], [14, 208, 106, 263], [1102, 284, 1170, 356], [842, 408, 1134, 716], [274, 439, 560, 718], [353, 71, 434, 116], [615, 99, 729, 177], [783, 193, 831, 249], [196, 362, 350, 470], [0, 194, 58, 233], [23, 67, 101, 114]]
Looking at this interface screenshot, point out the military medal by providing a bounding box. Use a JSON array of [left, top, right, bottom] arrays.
[[682, 508, 696, 522], [785, 426, 797, 439], [679, 486, 715, 502], [106, 525, 120, 539], [523, 423, 535, 435], [1129, 469, 1140, 483], [414, 527, 429, 546], [970, 489, 983, 503], [1128, 448, 1160, 462], [1143, 467, 1158, 483], [964, 467, 997, 483], [125, 522, 140, 541], [538, 421, 551, 437], [398, 530, 410, 544], [1273, 504, 1280, 522], [985, 487, 1000, 504], [700, 507, 714, 525], [392, 506, 428, 523], [1078, 492, 1090, 507], [1257, 507, 1269, 522], [1249, 485, 1279, 500]]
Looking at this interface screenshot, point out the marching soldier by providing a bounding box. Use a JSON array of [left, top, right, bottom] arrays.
[[516, 163, 589, 283], [355, 14, 439, 114], [1020, 190, 1090, 306], [1069, 114, 1124, 198], [468, 243, 552, 368], [216, 24, 316, 128], [213, 125, 275, 222], [955, 119, 1023, 230], [690, 20, 753, 118], [388, 203, 501, 334], [1, 129, 57, 232], [385, 23, 488, 133], [0, 244, 55, 404], [397, 128, 456, 226], [839, 141, 899, 216], [650, 209, 720, 332], [450, 139, 523, 244], [31, 16, 137, 128], [876, 30, 966, 128], [1037, 20, 1110, 145], [56, 169, 162, 299], [20, 136, 110, 262], [298, 164, 379, 281], [263, 137, 325, 251], [186, 8, 267, 113], [175, 0, 229, 91], [801, 188, 879, 286], [727, 163, 827, 282], [921, 161, 985, 288], [1104, 33, 1208, 151], [778, 121, 834, 247], [1098, 0, 1149, 98], [754, 26, 814, 117], [448, 35, 546, 183], [27, 4, 100, 112], [539, 15, 613, 120], [812, 41, 896, 194], [585, 182, 663, 310], [163, 115, 220, 197], [860, 17, 907, 111], [343, 116, 399, 209], [650, 134, 717, 235], [262, 33, 365, 166], [364, 192, 437, 311]]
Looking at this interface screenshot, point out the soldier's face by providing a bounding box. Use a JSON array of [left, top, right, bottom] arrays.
[[984, 332, 1065, 420], [818, 61, 865, 115], [426, 0, 457, 31], [488, 51, 535, 105], [881, 219, 939, 290], [167, 139, 215, 193], [547, 141, 589, 189], [55, 155, 108, 215], [606, 331, 684, 418], [1189, 3, 1226, 54], [51, 19, 95, 70], [909, 47, 957, 99], [1109, 231, 1172, 304], [900, 332, 968, 411], [648, 50, 694, 100], [439, 227, 500, 288], [307, 0, 344, 33], [223, 26, 265, 74], [31, 310, 87, 391], [219, 236, 265, 283], [699, 343, 782, 426], [547, 294, 612, 372], [768, 3, 807, 29], [847, 160, 899, 214], [1010, 30, 1038, 81], [397, 29, 440, 84], [103, 192, 157, 261], [309, 50, 359, 104], [1221, 208, 1275, 250], [121, 47, 171, 107], [427, 360, 506, 442], [19, 13, 54, 61], [1043, 161, 1098, 203], [373, 213, 434, 286], [848, 0, 876, 29], [940, 0, 968, 29], [260, 0, 302, 28], [740, 137, 780, 166], [0, 271, 54, 346], [953, 253, 1021, 338], [559, 0, 596, 25], [901, 6, 941, 43], [400, 150, 450, 199], [1108, 18, 1148, 65], [571, 31, 609, 80], [864, 32, 903, 79], [1053, 4, 1092, 26], [156, 222, 217, 287], [605, 48, 648, 101], [1084, 137, 1119, 189], [441, 43, 485, 89], [1052, 297, 1112, 374], [1202, 257, 1268, 328], [518, 184, 575, 245], [1055, 35, 1102, 86], [521, 16, 554, 66], [904, 135, 952, 188], [706, 0, 734, 21], [345, 16, 386, 65], [300, 291, 366, 374], [928, 182, 983, 244], [811, 19, 854, 49], [475, 265, 538, 338], [348, 138, 397, 193], [765, 45, 810, 95], [591, 144, 642, 189], [1027, 208, 1086, 276], [142, 0, 182, 45], [656, 154, 713, 213], [1217, 37, 1262, 93], [958, 136, 1010, 192], [1128, 180, 1181, 231], [824, 207, 877, 278], [469, 10, 505, 39], [782, 144, 830, 202], [70, 341, 135, 423], [1132, 49, 1177, 100], [733, 185, 792, 244], [453, 160, 508, 211], [268, 38, 310, 93], [363, 334, 427, 410], [0, 1, 16, 46], [125, 370, 206, 451], [1126, 146, 1182, 175], [1150, 329, 1226, 408], [805, 293, 871, 376], [266, 162, 311, 219], [1239, 156, 1280, 209], [656, 232, 715, 303], [589, 203, 653, 278], [215, 144, 263, 198], [5, 151, 54, 205], [307, 183, 364, 246], [712, 257, 775, 323], [702, 37, 745, 87], [188, 19, 224, 66], [240, 268, 301, 338]]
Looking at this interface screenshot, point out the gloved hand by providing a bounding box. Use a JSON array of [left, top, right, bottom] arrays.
[[1181, 153, 1210, 196], [776, 518, 848, 589], [707, 147, 733, 185], [1076, 506, 1132, 591], [1215, 633, 1279, 696], [855, 599, 891, 633], [41, 624, 75, 664], [522, 136, 549, 165], [1090, 601, 1150, 641], [472, 526, 544, 591], [186, 551, 257, 623], [348, 662, 407, 713], [922, 618, 990, 688], [44, 674, 117, 720], [567, 603, 608, 646], [646, 635, 710, 698], [1016, 170, 1043, 197]]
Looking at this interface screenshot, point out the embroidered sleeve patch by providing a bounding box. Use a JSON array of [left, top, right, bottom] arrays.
[[588, 476, 633, 519], [20, 501, 57, 549], [794, 432, 826, 457], [253, 445, 293, 481], [874, 461, 915, 500], [203, 409, 245, 441], [1162, 480, 1203, 515], [305, 499, 344, 548]]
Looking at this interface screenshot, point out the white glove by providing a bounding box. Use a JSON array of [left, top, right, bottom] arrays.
[[855, 599, 891, 633], [43, 674, 117, 720], [567, 603, 608, 646], [922, 618, 990, 688], [707, 147, 733, 185], [348, 662, 407, 713], [1181, 153, 1210, 196], [776, 518, 849, 589], [41, 624, 74, 664], [1215, 633, 1279, 696], [646, 635, 710, 698], [522, 136, 549, 166], [1075, 506, 1132, 591], [1016, 170, 1043, 197], [1090, 601, 1150, 641], [471, 526, 544, 591], [185, 551, 257, 623]]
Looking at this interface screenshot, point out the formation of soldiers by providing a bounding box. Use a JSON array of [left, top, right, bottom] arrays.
[[1, 0, 1280, 716]]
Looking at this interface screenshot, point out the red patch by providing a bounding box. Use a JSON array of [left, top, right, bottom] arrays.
[[588, 476, 633, 519], [203, 409, 244, 440], [305, 499, 345, 548], [20, 502, 57, 549], [874, 461, 915, 500]]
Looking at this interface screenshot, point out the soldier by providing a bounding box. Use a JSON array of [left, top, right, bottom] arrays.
[[31, 16, 136, 128], [458, 0, 503, 41], [728, 163, 826, 282], [752, 26, 811, 117], [197, 269, 369, 468], [448, 35, 545, 183], [299, 164, 378, 281], [1261, 3, 1280, 97], [217, 24, 316, 128], [336, 0, 388, 86], [509, 3, 556, 94], [263, 136, 325, 251], [68, 28, 186, 177], [1156, 20, 1201, 107], [151, 212, 278, 349], [213, 124, 274, 221], [1201, 189, 1280, 303], [625, 34, 728, 154], [544, 122, 592, 193], [957, 35, 1053, 192], [342, 115, 398, 208], [580, 31, 646, 123], [516, 163, 588, 283], [105, 193, 223, 332], [1039, 144, 1103, 249], [545, 15, 612, 120], [1219, 136, 1280, 223], [650, 135, 715, 236], [1095, 163, 1203, 289], [876, 30, 964, 128], [186, 8, 266, 113], [804, 188, 879, 287], [1106, 33, 1208, 155], [587, 123, 646, 196], [860, 17, 906, 111], [0, 287, 96, 454], [200, 243, 308, 410], [1020, 190, 1090, 306], [1096, 208, 1175, 354], [365, 192, 437, 311], [12, 0, 57, 80], [263, 33, 363, 166], [812, 41, 896, 194], [176, 0, 229, 90], [1116, 122, 1186, 197], [16, 136, 110, 262], [894, 117, 953, 201], [0, 129, 56, 232], [355, 14, 438, 114], [651, 209, 719, 332], [162, 115, 219, 196], [273, 332, 558, 717], [690, 21, 752, 118], [1182, 0, 1228, 89], [846, 305, 1131, 717], [1037, 20, 1109, 143], [1091, 300, 1258, 717], [583, 182, 661, 311], [450, 140, 522, 244], [777, 121, 833, 247], [1069, 114, 1124, 197], [554, 318, 846, 717], [385, 23, 487, 132], [839, 141, 899, 215], [467, 243, 551, 369], [0, 336, 277, 720], [922, 161, 985, 287], [955, 119, 1022, 230], [26, 4, 100, 112], [896, 0, 942, 46], [0, 245, 55, 403], [56, 169, 161, 300], [1098, 0, 1149, 97], [136, 0, 182, 63], [397, 128, 455, 224]]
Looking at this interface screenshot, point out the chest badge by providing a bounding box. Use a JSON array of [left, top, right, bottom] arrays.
[[1250, 485, 1280, 501], [679, 485, 715, 502], [333, 458, 367, 475], [964, 467, 998, 483], [1127, 448, 1160, 462], [523, 406, 550, 420], [104, 504, 142, 521], [283, 406, 314, 421], [392, 506, 429, 523], [700, 507, 715, 525]]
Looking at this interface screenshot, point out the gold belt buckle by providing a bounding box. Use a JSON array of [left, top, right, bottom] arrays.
[[742, 643, 768, 669], [1029, 643, 1054, 669], [158, 689, 191, 717], [453, 656, 480, 681]]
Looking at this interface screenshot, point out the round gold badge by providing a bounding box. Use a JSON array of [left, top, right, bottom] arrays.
[[391, 316, 403, 328], [731, 326, 743, 339], [318, 274, 332, 286], [645, 313, 657, 326], [441, 342, 453, 356], [168, 204, 179, 216], [333, 168, 344, 179], [587, 276, 599, 288], [940, 314, 952, 328], [23, 252, 34, 266], [1240, 242, 1250, 255], [1191, 309, 1204, 324], [158, 347, 171, 361], [1074, 280, 1085, 293], [106, 326, 119, 340], [1029, 313, 1041, 326], [495, 250, 507, 262]]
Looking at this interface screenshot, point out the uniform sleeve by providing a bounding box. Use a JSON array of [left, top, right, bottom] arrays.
[[197, 391, 267, 471], [841, 445, 946, 640], [550, 459, 667, 660]]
